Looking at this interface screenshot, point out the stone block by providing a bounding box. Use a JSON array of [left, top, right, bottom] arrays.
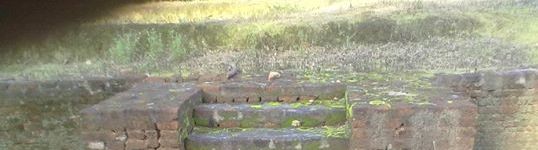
[[156, 121, 180, 130], [500, 69, 538, 89], [86, 141, 105, 150], [106, 141, 125, 150], [80, 83, 202, 130], [145, 130, 159, 140], [159, 138, 180, 148], [350, 100, 477, 150], [146, 138, 160, 148], [125, 139, 146, 150], [127, 130, 145, 140], [160, 130, 179, 140]]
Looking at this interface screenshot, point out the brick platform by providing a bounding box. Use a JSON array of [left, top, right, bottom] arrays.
[[347, 86, 478, 150], [435, 69, 538, 150], [198, 79, 346, 103], [0, 75, 144, 106], [79, 83, 202, 150], [80, 76, 485, 150]]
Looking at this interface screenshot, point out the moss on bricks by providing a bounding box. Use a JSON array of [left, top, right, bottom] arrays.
[[303, 141, 322, 149], [325, 112, 347, 126], [239, 116, 259, 128], [193, 117, 210, 126], [281, 117, 321, 127]]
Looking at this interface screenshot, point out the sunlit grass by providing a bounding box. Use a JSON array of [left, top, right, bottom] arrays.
[[470, 8, 538, 62], [89, 0, 347, 24]]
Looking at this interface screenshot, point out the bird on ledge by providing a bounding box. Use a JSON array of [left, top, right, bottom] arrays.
[[226, 63, 240, 80]]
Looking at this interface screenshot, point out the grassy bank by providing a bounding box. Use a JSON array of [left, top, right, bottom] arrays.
[[0, 0, 536, 79]]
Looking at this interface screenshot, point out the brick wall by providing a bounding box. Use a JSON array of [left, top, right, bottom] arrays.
[[434, 68, 538, 150], [79, 83, 202, 150], [347, 86, 477, 150], [198, 80, 346, 103], [0, 75, 145, 106]]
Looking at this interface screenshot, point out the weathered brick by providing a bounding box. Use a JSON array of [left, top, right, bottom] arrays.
[[160, 130, 179, 140], [156, 121, 180, 130], [278, 95, 299, 102], [125, 139, 146, 150], [351, 100, 477, 150], [81, 131, 112, 141], [157, 148, 181, 150], [106, 141, 125, 150], [80, 83, 202, 130], [127, 130, 145, 140], [146, 138, 160, 148], [159, 138, 180, 148], [145, 130, 159, 140]]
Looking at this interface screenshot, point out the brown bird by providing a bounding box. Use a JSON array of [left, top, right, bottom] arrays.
[[226, 63, 240, 80]]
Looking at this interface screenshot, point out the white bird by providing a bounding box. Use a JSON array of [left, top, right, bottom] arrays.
[[267, 71, 281, 81]]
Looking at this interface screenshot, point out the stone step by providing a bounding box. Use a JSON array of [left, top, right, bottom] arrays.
[[186, 127, 350, 150], [198, 80, 346, 103], [193, 101, 347, 128]]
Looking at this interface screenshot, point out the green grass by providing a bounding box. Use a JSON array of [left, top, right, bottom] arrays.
[[470, 8, 538, 62]]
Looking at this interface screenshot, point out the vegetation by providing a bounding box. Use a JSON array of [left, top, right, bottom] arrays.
[[1, 0, 536, 79]]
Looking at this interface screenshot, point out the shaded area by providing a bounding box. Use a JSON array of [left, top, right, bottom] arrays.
[[0, 0, 147, 48]]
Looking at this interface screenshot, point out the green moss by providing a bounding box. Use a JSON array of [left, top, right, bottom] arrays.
[[319, 99, 346, 109], [325, 112, 347, 125], [250, 105, 262, 109], [266, 102, 281, 106], [303, 141, 322, 149], [321, 125, 350, 138], [239, 117, 259, 128], [193, 117, 210, 126], [290, 103, 304, 108], [181, 112, 193, 141], [344, 91, 354, 120], [298, 125, 350, 138], [281, 117, 321, 127], [369, 99, 387, 105], [219, 111, 239, 120], [347, 102, 356, 119]]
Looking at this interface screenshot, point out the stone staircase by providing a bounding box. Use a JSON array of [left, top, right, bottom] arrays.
[[79, 78, 478, 150], [185, 80, 350, 150]]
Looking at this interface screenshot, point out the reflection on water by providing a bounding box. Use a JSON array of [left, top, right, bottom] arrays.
[[0, 101, 86, 150]]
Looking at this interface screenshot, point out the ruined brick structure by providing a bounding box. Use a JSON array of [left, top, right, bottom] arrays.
[[78, 78, 477, 150], [0, 75, 144, 106], [347, 85, 477, 150], [73, 68, 538, 150], [80, 83, 202, 150], [434, 69, 538, 150]]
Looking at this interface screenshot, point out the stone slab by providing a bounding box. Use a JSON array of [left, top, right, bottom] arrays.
[[197, 80, 345, 103], [193, 103, 346, 128], [186, 127, 349, 150], [350, 100, 477, 150], [80, 82, 202, 130], [79, 82, 202, 150]]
